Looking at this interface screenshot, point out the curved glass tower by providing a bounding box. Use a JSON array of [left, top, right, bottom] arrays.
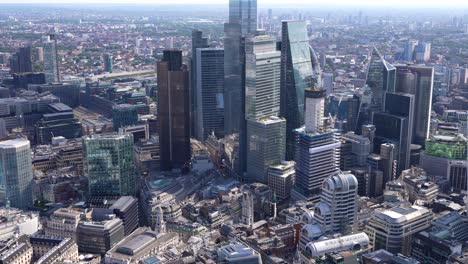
[[281, 21, 316, 160]]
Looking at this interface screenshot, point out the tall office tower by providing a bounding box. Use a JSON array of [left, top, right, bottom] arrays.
[[395, 65, 434, 147], [364, 47, 396, 117], [157, 50, 191, 171], [229, 0, 257, 36], [83, 133, 135, 197], [373, 92, 415, 174], [9, 47, 32, 74], [241, 191, 254, 227], [402, 40, 419, 62], [245, 34, 285, 183], [103, 54, 113, 73], [292, 89, 341, 201], [322, 72, 334, 95], [191, 30, 209, 137], [314, 173, 358, 234], [34, 47, 44, 62], [281, 21, 321, 160], [224, 0, 257, 177], [194, 48, 224, 141], [415, 42, 431, 63], [112, 104, 138, 131], [43, 34, 60, 83], [0, 139, 33, 210], [346, 95, 361, 132]]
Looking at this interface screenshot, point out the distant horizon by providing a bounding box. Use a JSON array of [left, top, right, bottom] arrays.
[[1, 0, 468, 8]]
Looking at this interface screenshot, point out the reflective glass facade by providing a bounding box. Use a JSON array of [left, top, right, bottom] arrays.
[[195, 48, 224, 141], [228, 0, 257, 37], [281, 21, 315, 160], [224, 0, 257, 177], [43, 34, 60, 83], [83, 133, 135, 197], [0, 139, 33, 210], [395, 65, 434, 147], [365, 47, 396, 114], [373, 93, 414, 174], [246, 117, 286, 183]]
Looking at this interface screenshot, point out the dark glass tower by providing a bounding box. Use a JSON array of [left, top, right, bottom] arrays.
[[373, 92, 414, 174], [191, 30, 209, 137], [157, 50, 191, 171], [194, 48, 224, 141], [9, 47, 32, 74], [103, 54, 113, 73], [280, 21, 315, 160], [395, 65, 434, 147], [224, 0, 257, 178]]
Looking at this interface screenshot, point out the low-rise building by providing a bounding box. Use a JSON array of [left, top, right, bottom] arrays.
[[104, 228, 179, 263], [365, 204, 433, 255], [45, 208, 82, 240]]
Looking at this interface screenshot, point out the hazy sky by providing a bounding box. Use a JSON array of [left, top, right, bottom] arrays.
[[1, 0, 468, 7]]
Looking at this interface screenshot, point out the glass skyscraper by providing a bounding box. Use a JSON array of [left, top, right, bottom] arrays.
[[0, 138, 33, 210], [365, 47, 396, 114], [194, 48, 224, 141], [224, 0, 257, 177], [280, 21, 316, 161], [395, 65, 434, 147], [228, 0, 257, 37], [83, 133, 136, 197], [191, 30, 209, 137], [157, 50, 191, 171], [43, 34, 60, 83], [373, 92, 415, 174], [245, 34, 285, 183]]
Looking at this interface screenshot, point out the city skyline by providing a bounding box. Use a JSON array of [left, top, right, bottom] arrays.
[[1, 0, 468, 8]]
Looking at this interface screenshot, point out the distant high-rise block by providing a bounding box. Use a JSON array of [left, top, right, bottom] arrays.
[[365, 47, 396, 115], [281, 21, 316, 161], [0, 139, 33, 210], [415, 42, 431, 63], [194, 48, 224, 141], [157, 50, 191, 171], [9, 46, 32, 74], [402, 40, 419, 62], [43, 34, 60, 83], [228, 0, 257, 37], [83, 133, 135, 197], [103, 54, 113, 73], [395, 65, 434, 147]]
